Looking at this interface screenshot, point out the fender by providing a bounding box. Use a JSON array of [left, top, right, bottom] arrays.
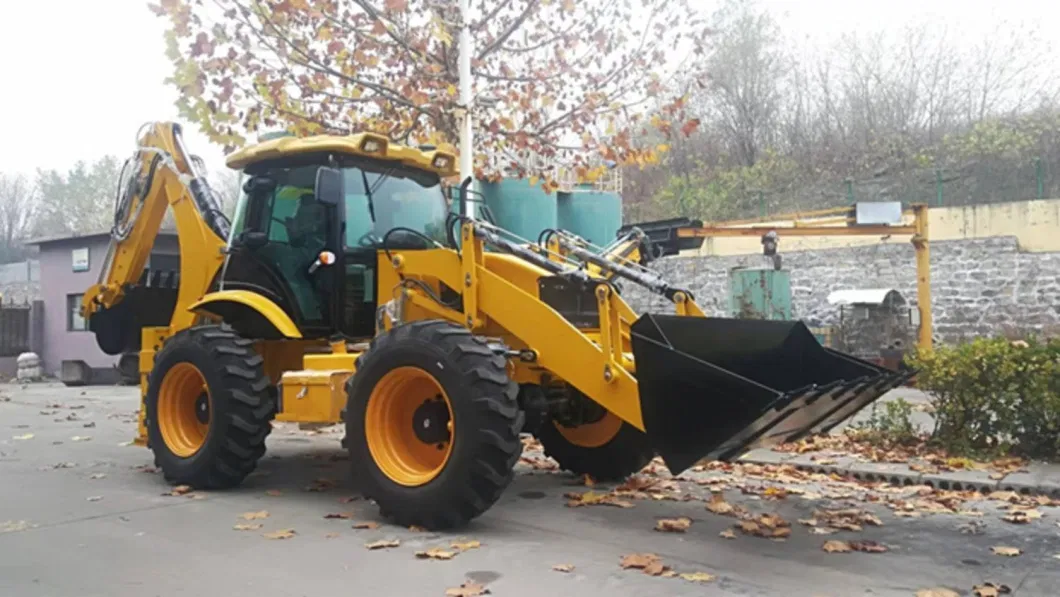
[[189, 290, 303, 339]]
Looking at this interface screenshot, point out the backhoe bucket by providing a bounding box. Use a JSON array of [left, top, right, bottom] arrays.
[[630, 314, 913, 474]]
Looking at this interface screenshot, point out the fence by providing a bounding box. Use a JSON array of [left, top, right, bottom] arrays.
[[0, 304, 31, 357]]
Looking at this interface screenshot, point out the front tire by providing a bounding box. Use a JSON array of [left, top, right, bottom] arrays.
[[345, 320, 524, 530], [144, 324, 275, 488]]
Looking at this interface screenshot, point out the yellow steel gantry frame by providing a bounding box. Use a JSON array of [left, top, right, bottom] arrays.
[[675, 203, 932, 353]]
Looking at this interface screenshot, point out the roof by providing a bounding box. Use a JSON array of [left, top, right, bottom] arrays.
[[24, 228, 177, 246], [224, 132, 458, 177], [827, 288, 907, 307]]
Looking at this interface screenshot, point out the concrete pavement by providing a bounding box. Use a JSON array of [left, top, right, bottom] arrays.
[[2, 382, 1059, 597]]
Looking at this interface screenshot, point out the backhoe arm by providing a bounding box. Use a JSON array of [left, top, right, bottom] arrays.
[[81, 122, 230, 355]]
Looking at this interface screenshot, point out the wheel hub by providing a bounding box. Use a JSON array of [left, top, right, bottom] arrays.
[[412, 396, 451, 445], [195, 393, 210, 424]]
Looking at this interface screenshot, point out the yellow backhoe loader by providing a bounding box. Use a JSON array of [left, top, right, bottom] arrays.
[[81, 122, 911, 529]]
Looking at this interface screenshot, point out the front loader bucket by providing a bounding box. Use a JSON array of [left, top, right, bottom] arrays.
[[630, 314, 913, 474]]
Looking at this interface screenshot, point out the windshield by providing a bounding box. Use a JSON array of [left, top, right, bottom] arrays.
[[343, 167, 449, 249]]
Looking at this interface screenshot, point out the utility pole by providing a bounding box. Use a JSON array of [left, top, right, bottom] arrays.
[[458, 0, 474, 217]]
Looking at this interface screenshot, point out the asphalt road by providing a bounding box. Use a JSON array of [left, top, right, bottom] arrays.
[[1, 383, 1058, 597]]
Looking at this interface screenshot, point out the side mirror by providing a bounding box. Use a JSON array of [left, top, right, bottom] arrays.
[[241, 231, 268, 249], [315, 167, 344, 206]]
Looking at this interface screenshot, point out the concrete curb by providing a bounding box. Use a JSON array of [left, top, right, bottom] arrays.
[[737, 448, 1060, 498]]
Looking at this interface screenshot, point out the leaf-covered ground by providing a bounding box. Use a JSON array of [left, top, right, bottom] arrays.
[[1, 383, 1058, 597]]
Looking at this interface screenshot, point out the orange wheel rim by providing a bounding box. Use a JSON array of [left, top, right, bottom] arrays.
[[157, 362, 211, 457], [365, 366, 454, 486], [554, 411, 622, 448]]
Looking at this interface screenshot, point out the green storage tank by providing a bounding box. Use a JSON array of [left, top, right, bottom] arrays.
[[556, 186, 623, 250], [729, 267, 792, 321], [476, 178, 558, 243]]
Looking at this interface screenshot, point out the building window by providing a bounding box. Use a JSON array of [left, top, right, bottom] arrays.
[[67, 294, 87, 331]]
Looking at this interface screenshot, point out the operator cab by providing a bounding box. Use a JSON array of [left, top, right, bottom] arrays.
[[222, 150, 452, 341]]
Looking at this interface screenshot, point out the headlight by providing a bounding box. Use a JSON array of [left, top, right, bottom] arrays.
[[432, 155, 451, 169], [361, 139, 383, 153]]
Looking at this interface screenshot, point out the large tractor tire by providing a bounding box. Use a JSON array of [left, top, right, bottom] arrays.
[[344, 320, 524, 530], [144, 324, 276, 488], [537, 409, 654, 482]]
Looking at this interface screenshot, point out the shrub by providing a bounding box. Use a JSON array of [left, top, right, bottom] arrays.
[[906, 336, 1060, 460], [851, 398, 920, 446]]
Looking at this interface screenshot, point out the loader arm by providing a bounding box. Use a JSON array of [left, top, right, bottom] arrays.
[[81, 122, 230, 355]]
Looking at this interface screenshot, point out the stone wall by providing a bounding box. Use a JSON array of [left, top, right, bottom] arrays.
[[623, 235, 1060, 344]]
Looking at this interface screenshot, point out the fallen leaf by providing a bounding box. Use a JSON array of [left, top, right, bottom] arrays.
[[620, 553, 660, 569], [451, 540, 481, 551], [798, 518, 818, 526], [565, 490, 633, 508], [365, 538, 400, 549], [582, 474, 596, 486], [654, 517, 692, 533], [809, 527, 839, 535], [338, 496, 359, 503], [408, 525, 427, 532], [241, 510, 269, 520], [13, 433, 33, 440], [264, 529, 296, 540], [415, 547, 455, 560], [325, 533, 339, 539], [304, 477, 337, 492], [679, 572, 715, 583], [0, 520, 32, 533], [324, 512, 354, 519], [915, 589, 960, 597], [991, 546, 1022, 557], [86, 496, 102, 502], [352, 521, 380, 530], [70, 436, 91, 442], [973, 582, 1012, 597], [552, 564, 574, 573], [643, 560, 670, 576], [989, 490, 1020, 502], [264, 489, 282, 497], [719, 529, 737, 539], [233, 523, 262, 531], [445, 582, 490, 597], [167, 485, 192, 496], [705, 492, 736, 515], [1002, 509, 1042, 524], [850, 540, 888, 553], [823, 540, 852, 553]]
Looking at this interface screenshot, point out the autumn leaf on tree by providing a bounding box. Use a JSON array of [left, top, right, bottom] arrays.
[[150, 0, 710, 187]]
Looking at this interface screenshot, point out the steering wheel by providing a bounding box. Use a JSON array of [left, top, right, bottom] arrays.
[[355, 231, 381, 247]]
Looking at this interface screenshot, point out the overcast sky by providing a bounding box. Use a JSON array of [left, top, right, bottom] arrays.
[[0, 0, 1051, 179]]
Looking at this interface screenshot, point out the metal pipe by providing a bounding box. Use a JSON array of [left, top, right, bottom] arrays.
[[458, 0, 473, 217]]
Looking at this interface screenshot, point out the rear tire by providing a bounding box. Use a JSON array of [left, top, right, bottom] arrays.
[[345, 320, 524, 530], [537, 414, 654, 482], [144, 324, 275, 488]]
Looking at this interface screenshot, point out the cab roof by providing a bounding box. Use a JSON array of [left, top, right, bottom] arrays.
[[224, 131, 458, 178]]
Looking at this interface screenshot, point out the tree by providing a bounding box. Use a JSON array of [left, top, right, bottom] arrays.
[[0, 173, 38, 263], [151, 0, 708, 189], [697, 0, 786, 168], [33, 156, 124, 237]]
